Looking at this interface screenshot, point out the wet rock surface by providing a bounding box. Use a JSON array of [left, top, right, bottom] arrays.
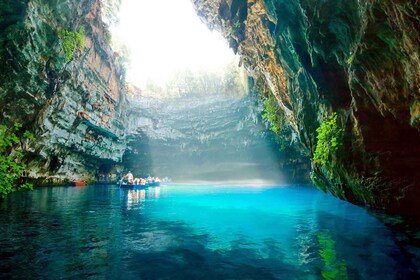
[[126, 93, 310, 183], [0, 0, 128, 183], [192, 0, 419, 218]]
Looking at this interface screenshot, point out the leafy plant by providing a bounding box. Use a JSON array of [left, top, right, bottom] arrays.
[[228, 20, 241, 36], [313, 112, 343, 166], [24, 19, 32, 32], [262, 95, 284, 135], [0, 123, 35, 198], [58, 26, 85, 62], [233, 20, 241, 29]]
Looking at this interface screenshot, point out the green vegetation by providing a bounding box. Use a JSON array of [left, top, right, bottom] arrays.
[[313, 112, 343, 166], [140, 62, 247, 98], [262, 95, 284, 135], [58, 26, 85, 62], [261, 95, 299, 153], [318, 231, 348, 280], [233, 20, 241, 29], [24, 19, 32, 32], [260, 90, 304, 153], [228, 20, 241, 36], [0, 123, 35, 198]]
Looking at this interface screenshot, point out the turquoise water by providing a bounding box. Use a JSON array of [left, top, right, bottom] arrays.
[[0, 185, 416, 279]]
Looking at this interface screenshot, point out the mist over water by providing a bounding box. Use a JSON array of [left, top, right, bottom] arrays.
[[113, 0, 297, 184], [126, 93, 306, 184]]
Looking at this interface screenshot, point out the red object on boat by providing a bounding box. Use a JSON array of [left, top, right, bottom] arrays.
[[72, 180, 87, 187]]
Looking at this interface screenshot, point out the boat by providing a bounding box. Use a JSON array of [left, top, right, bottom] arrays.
[[69, 180, 87, 187], [116, 177, 161, 188]]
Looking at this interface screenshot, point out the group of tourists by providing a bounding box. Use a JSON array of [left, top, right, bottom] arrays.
[[122, 171, 161, 186]]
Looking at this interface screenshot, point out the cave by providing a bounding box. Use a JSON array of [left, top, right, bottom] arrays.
[[48, 156, 61, 172], [0, 0, 419, 278]]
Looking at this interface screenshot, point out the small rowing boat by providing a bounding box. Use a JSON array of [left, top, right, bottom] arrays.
[[69, 180, 87, 187]]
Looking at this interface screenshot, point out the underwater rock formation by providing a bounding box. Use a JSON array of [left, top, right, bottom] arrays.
[[0, 0, 128, 183], [192, 0, 419, 217]]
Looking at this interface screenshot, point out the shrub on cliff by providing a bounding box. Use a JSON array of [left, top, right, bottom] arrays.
[[0, 123, 35, 198], [313, 112, 343, 166], [262, 95, 284, 135], [58, 26, 85, 62]]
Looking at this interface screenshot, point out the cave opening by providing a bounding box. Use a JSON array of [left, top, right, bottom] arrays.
[[106, 0, 307, 184], [98, 162, 113, 174], [109, 0, 237, 88], [48, 156, 61, 172]]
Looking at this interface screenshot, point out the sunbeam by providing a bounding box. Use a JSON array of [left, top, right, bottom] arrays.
[[110, 0, 237, 87]]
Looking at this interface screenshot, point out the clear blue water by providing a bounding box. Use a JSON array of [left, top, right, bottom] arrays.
[[0, 184, 416, 279]]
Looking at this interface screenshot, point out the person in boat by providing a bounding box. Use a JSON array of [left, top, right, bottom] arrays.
[[126, 171, 134, 184], [133, 178, 144, 185]]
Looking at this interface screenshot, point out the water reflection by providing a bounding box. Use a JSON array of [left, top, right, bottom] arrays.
[[127, 189, 146, 210], [317, 230, 348, 280], [149, 187, 160, 199], [125, 187, 161, 210], [0, 185, 417, 279]]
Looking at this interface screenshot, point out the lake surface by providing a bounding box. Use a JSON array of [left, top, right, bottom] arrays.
[[0, 184, 417, 279]]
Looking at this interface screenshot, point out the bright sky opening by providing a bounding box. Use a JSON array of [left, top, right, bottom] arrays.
[[111, 0, 237, 87]]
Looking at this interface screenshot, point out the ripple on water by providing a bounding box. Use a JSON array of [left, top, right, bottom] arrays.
[[0, 185, 418, 279]]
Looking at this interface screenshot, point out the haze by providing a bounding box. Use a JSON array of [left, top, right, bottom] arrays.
[[111, 0, 237, 87]]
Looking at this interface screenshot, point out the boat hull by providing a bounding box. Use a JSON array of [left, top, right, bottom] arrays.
[[69, 181, 87, 187]]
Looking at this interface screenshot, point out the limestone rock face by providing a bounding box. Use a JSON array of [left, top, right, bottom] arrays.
[[192, 0, 419, 217], [0, 0, 128, 182], [126, 93, 310, 183]]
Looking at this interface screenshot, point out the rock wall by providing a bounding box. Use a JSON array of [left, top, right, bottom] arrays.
[[126, 92, 310, 184], [192, 0, 419, 217], [0, 0, 128, 183]]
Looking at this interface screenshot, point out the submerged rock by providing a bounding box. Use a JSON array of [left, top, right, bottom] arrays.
[[192, 0, 419, 217]]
